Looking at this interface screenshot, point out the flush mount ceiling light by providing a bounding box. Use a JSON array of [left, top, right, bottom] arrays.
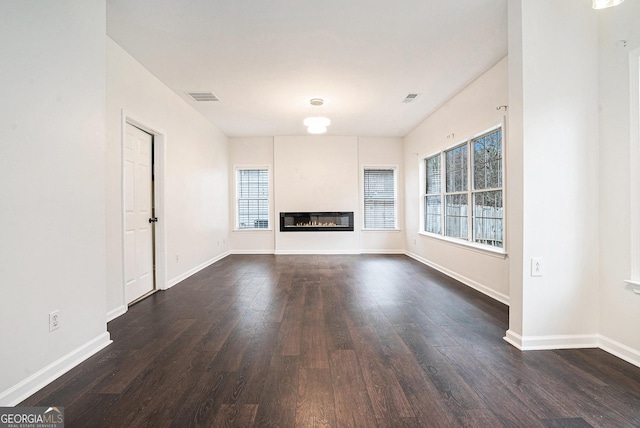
[[304, 99, 330, 134], [307, 125, 328, 134], [593, 0, 624, 9], [303, 117, 331, 134]]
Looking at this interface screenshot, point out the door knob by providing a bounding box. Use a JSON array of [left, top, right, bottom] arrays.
[[149, 217, 158, 223]]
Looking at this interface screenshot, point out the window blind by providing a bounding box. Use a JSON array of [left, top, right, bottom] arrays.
[[237, 169, 269, 229], [364, 169, 396, 229]]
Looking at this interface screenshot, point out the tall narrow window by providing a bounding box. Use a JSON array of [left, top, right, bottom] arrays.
[[444, 144, 468, 239], [424, 155, 442, 234], [363, 168, 397, 229], [237, 168, 269, 229], [472, 128, 503, 247], [626, 50, 640, 288]]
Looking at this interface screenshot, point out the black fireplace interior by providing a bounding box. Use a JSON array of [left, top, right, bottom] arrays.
[[280, 212, 354, 232]]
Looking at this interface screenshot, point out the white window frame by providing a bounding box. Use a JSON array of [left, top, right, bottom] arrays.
[[419, 125, 506, 255], [626, 47, 640, 293], [424, 154, 443, 235], [443, 143, 470, 240], [234, 166, 272, 231], [362, 166, 399, 230]]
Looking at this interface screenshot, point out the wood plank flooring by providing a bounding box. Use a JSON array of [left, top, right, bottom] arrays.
[[21, 255, 640, 427]]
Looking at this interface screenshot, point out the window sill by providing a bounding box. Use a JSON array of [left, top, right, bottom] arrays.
[[418, 231, 507, 259], [233, 228, 273, 232], [623, 280, 640, 295]]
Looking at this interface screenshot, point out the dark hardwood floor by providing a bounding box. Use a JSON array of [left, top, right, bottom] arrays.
[[22, 255, 640, 427]]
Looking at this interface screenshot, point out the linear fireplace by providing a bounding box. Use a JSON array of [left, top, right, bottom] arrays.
[[280, 212, 354, 232]]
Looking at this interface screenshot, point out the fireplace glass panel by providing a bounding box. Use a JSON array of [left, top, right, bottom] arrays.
[[280, 212, 354, 232]]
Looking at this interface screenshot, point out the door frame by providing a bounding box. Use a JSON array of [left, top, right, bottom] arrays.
[[120, 109, 167, 307]]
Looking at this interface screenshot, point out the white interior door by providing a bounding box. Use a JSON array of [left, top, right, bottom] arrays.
[[124, 123, 155, 303]]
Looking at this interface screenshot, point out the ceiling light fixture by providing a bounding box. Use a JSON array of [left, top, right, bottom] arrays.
[[592, 0, 624, 9], [304, 117, 331, 134], [306, 125, 328, 134], [304, 99, 330, 134]]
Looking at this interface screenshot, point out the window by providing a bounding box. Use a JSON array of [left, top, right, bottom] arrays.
[[472, 129, 503, 247], [363, 168, 397, 229], [444, 144, 469, 239], [424, 155, 442, 234], [627, 49, 640, 289], [236, 168, 269, 229], [423, 127, 504, 249]]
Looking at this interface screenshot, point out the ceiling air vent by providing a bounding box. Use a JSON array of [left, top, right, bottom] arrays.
[[402, 93, 420, 103], [187, 91, 220, 102]]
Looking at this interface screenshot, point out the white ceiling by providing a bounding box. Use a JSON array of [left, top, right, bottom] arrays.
[[106, 0, 508, 137]]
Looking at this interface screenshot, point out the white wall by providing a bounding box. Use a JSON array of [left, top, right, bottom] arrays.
[[228, 136, 404, 254], [274, 136, 360, 253], [597, 0, 640, 364], [106, 38, 230, 317], [404, 57, 510, 304], [359, 137, 405, 253], [506, 0, 599, 349], [507, 0, 525, 336], [228, 137, 275, 253], [0, 1, 110, 405]]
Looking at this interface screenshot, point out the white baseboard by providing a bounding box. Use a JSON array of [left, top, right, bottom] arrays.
[[359, 249, 406, 255], [229, 249, 404, 255], [503, 329, 524, 349], [0, 332, 112, 406], [599, 335, 640, 368], [106, 305, 127, 322], [405, 251, 510, 306], [503, 330, 599, 350], [274, 249, 361, 255], [166, 251, 231, 288], [230, 249, 275, 255], [504, 330, 640, 369]]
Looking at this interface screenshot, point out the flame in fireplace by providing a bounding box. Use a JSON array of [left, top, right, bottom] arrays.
[[295, 221, 337, 227]]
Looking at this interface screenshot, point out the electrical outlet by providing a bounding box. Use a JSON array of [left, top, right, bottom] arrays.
[[531, 258, 544, 277], [49, 310, 60, 332], [175, 254, 179, 262]]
